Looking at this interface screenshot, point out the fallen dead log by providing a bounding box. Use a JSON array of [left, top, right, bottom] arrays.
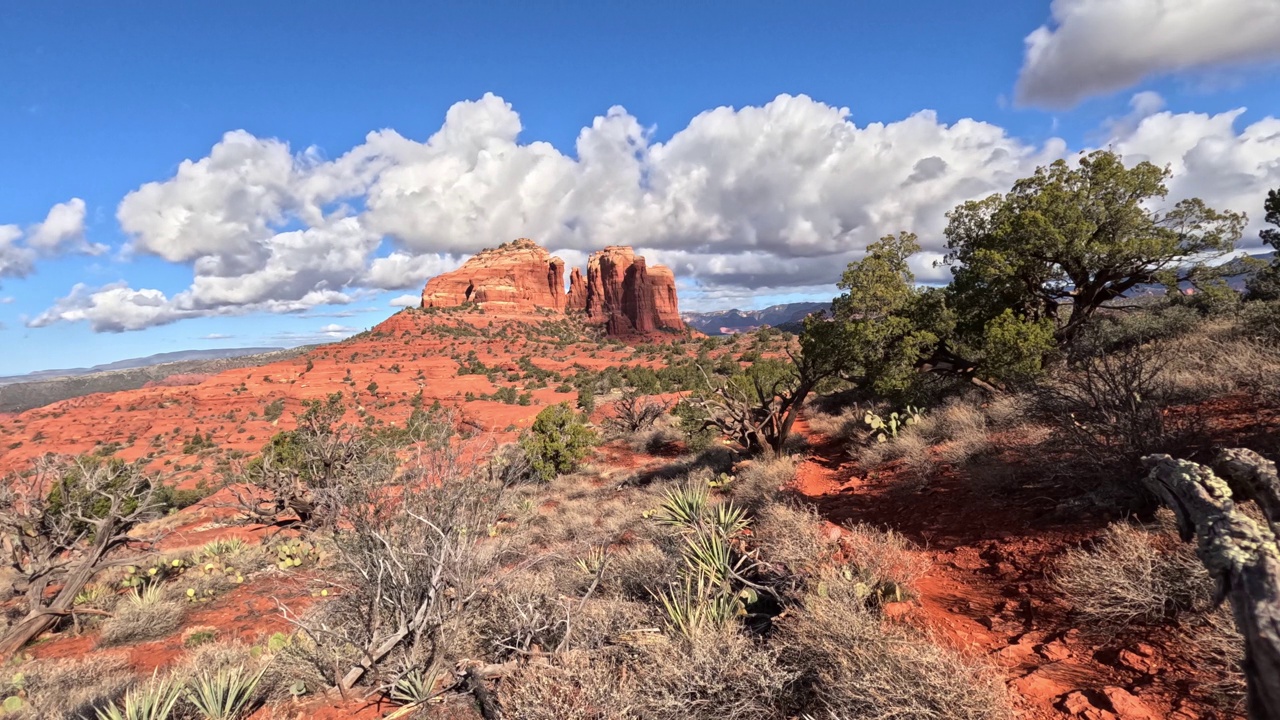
[[1141, 451, 1280, 720]]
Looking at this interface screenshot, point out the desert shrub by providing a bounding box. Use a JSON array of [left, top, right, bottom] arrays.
[[633, 628, 792, 720], [1072, 304, 1202, 357], [576, 387, 595, 414], [840, 522, 929, 601], [606, 390, 670, 436], [486, 442, 536, 485], [857, 428, 932, 480], [1240, 299, 1280, 345], [628, 424, 682, 454], [288, 443, 505, 693], [726, 454, 798, 511], [751, 502, 832, 590], [520, 403, 598, 482], [97, 591, 185, 647], [914, 399, 989, 466], [1054, 518, 1213, 631], [803, 404, 863, 442], [672, 400, 716, 452], [500, 651, 638, 720], [0, 653, 133, 719], [774, 586, 1009, 719], [472, 573, 568, 659], [1033, 343, 1199, 471], [605, 541, 678, 601]]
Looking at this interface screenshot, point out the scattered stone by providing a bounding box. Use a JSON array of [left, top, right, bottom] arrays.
[[1101, 686, 1157, 720], [1061, 690, 1117, 720], [1012, 664, 1072, 701], [1038, 639, 1071, 662], [881, 601, 911, 621]]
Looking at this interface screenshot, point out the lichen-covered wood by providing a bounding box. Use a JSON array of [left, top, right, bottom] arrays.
[[1141, 451, 1280, 720]]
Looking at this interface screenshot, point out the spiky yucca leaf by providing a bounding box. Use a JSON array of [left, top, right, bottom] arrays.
[[707, 501, 750, 537], [656, 483, 708, 529], [681, 529, 736, 584], [125, 582, 165, 608], [573, 545, 609, 576], [200, 538, 247, 559], [185, 663, 265, 720], [657, 572, 742, 639], [389, 664, 446, 705], [95, 671, 182, 720]]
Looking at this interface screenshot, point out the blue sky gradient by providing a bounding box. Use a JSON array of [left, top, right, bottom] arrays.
[[2, 1, 1278, 374]]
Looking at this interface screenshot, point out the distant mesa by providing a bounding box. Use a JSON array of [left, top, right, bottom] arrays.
[[420, 238, 683, 336]]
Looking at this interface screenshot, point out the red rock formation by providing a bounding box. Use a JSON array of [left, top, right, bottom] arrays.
[[419, 239, 682, 336], [566, 268, 588, 311], [421, 238, 566, 313], [583, 246, 683, 336]]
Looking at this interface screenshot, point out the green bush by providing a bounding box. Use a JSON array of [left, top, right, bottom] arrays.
[[519, 403, 597, 482], [979, 309, 1056, 384]]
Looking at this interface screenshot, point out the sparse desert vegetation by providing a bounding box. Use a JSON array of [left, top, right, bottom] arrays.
[[2, 153, 1280, 720]]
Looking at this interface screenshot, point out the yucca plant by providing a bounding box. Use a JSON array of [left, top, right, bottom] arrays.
[[657, 572, 742, 639], [125, 582, 165, 608], [681, 528, 736, 584], [200, 538, 246, 559], [656, 483, 708, 529], [573, 545, 609, 577], [389, 665, 445, 704], [95, 671, 182, 720], [707, 501, 750, 537], [74, 583, 113, 607], [185, 664, 266, 720]]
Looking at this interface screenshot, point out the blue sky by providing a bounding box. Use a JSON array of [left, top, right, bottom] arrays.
[[2, 0, 1279, 375]]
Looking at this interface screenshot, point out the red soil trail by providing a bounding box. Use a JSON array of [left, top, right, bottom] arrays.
[[788, 416, 1241, 720]]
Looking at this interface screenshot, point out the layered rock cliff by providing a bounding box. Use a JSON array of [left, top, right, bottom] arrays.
[[421, 239, 566, 313], [584, 246, 684, 335], [419, 239, 683, 336]]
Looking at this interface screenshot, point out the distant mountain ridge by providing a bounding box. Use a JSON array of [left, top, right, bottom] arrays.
[[682, 302, 829, 335], [0, 347, 303, 413], [0, 347, 283, 386]]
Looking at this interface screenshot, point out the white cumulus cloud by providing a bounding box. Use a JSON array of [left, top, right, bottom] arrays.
[[0, 198, 101, 280], [28, 92, 1280, 329], [1017, 0, 1280, 107]]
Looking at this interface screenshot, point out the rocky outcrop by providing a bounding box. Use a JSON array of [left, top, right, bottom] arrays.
[[420, 239, 683, 336], [566, 268, 588, 312], [421, 239, 566, 313], [583, 247, 683, 335]]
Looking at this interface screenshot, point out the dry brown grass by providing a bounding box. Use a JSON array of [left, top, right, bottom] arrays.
[[775, 578, 1009, 720], [728, 454, 799, 510], [1054, 516, 1213, 630], [2, 652, 133, 719], [841, 522, 930, 598], [753, 501, 834, 589], [632, 627, 793, 720], [97, 594, 185, 646], [805, 405, 863, 441], [500, 650, 639, 720]]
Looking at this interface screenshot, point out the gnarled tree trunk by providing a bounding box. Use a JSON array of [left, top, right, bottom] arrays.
[[1141, 450, 1280, 720]]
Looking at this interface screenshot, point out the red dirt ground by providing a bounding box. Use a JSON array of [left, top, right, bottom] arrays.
[[788, 411, 1258, 720]]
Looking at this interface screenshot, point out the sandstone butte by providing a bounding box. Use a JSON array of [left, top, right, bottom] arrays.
[[420, 238, 684, 336]]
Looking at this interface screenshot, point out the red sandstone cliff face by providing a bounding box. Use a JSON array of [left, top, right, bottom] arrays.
[[421, 238, 566, 313], [583, 247, 683, 335], [566, 268, 588, 311], [420, 239, 682, 336]]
